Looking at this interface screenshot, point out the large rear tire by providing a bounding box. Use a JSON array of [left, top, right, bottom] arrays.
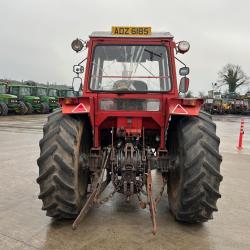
[[0, 103, 8, 116], [167, 111, 223, 223], [37, 110, 91, 218]]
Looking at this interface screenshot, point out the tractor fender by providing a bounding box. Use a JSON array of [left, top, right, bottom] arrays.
[[59, 96, 94, 126], [168, 98, 204, 116], [59, 97, 91, 114]]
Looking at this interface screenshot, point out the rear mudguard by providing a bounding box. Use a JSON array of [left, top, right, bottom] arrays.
[[168, 98, 204, 116], [59, 97, 90, 113], [59, 97, 94, 126]]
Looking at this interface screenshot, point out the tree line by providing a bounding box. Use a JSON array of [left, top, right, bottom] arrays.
[[187, 64, 249, 98]]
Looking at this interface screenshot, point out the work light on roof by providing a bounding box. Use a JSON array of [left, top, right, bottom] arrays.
[[71, 38, 84, 53], [177, 41, 190, 54]]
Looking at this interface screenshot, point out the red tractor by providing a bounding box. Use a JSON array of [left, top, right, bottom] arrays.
[[37, 27, 222, 234]]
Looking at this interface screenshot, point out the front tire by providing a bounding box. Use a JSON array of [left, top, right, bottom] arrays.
[[25, 103, 33, 114], [0, 103, 8, 116], [37, 110, 91, 218], [18, 101, 27, 115], [167, 111, 223, 223], [40, 103, 50, 114]]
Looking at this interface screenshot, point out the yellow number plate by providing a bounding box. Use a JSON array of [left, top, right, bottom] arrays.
[[112, 26, 152, 36]]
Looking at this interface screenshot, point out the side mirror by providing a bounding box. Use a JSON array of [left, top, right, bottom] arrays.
[[179, 67, 190, 76], [73, 65, 84, 74], [72, 77, 82, 93], [179, 77, 189, 93]]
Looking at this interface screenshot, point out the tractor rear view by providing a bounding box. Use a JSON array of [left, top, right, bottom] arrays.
[[37, 27, 222, 234]]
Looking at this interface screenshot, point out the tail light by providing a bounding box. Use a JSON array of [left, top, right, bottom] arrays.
[[182, 99, 196, 106], [64, 98, 79, 105]]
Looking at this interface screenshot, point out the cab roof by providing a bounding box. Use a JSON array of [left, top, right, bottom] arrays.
[[89, 31, 174, 39], [9, 84, 35, 88]]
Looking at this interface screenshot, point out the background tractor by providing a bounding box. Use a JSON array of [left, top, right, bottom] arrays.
[[203, 98, 214, 113], [31, 86, 58, 113], [37, 27, 222, 234], [203, 97, 223, 114], [0, 82, 27, 115], [222, 99, 232, 114], [48, 87, 75, 100], [212, 99, 223, 114], [231, 98, 244, 114], [242, 99, 249, 114], [8, 84, 44, 114], [47, 87, 59, 101]]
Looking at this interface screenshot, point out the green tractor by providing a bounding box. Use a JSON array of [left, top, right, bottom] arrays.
[[0, 82, 27, 115], [47, 87, 59, 101], [32, 86, 59, 112], [8, 84, 47, 114]]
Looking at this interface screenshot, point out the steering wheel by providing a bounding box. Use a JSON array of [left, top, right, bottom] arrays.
[[113, 80, 148, 91], [132, 80, 148, 91], [113, 80, 132, 91]]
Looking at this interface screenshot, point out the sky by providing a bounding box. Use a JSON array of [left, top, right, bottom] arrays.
[[0, 0, 249, 95]]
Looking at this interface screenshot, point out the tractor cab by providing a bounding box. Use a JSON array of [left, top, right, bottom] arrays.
[[48, 88, 59, 99], [58, 88, 75, 98], [9, 84, 36, 99], [0, 82, 8, 94], [0, 82, 17, 101]]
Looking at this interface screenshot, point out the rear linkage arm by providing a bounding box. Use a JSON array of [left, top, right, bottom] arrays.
[[137, 159, 167, 235], [72, 147, 112, 230]]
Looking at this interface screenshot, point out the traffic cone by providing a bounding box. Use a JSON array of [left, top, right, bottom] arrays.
[[237, 119, 244, 150]]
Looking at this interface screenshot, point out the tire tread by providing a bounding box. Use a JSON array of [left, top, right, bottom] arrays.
[[168, 111, 222, 223], [37, 110, 89, 219]]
